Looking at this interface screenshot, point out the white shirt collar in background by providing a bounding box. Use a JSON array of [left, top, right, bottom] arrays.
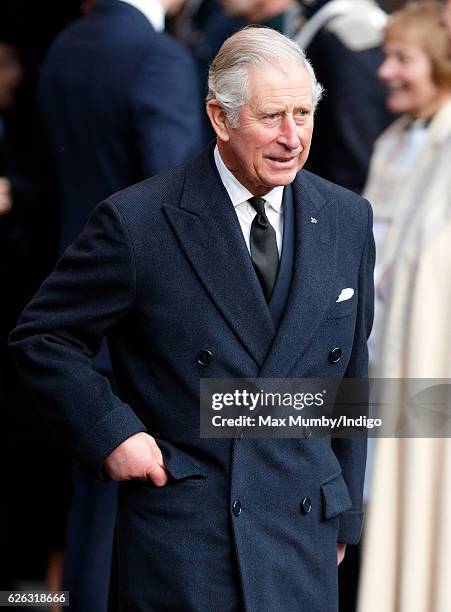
[[119, 0, 165, 32], [214, 145, 284, 212]]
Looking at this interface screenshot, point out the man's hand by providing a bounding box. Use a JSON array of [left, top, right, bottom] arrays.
[[0, 177, 12, 215], [103, 432, 169, 486], [337, 543, 346, 565]]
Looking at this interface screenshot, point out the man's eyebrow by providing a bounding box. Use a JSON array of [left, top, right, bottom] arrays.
[[259, 107, 283, 114], [259, 104, 312, 115]]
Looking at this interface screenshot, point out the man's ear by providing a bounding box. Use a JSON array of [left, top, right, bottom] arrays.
[[206, 100, 231, 142]]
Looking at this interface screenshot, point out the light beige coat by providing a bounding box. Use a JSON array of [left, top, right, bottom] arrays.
[[358, 100, 451, 612]]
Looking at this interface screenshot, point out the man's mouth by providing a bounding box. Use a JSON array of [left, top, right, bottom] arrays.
[[267, 155, 299, 166]]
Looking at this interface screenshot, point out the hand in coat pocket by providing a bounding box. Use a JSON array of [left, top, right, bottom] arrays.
[[337, 543, 346, 565], [103, 432, 169, 486]]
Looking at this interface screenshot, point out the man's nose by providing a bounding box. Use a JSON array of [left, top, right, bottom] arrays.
[[278, 115, 301, 150]]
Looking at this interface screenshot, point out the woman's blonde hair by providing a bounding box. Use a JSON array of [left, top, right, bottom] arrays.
[[385, 1, 451, 89]]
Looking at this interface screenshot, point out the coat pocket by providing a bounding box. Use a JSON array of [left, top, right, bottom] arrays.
[[156, 438, 207, 481], [320, 471, 352, 520], [326, 289, 358, 320]]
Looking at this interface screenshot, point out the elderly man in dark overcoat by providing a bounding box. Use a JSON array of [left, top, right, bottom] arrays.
[[10, 26, 374, 612]]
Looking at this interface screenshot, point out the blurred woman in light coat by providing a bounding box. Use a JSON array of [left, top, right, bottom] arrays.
[[358, 3, 451, 612]]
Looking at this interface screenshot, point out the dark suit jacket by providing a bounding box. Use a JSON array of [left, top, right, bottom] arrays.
[[36, 0, 203, 254], [10, 147, 375, 612]]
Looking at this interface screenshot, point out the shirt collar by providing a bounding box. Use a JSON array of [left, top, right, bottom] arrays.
[[118, 0, 165, 32], [214, 145, 284, 212]]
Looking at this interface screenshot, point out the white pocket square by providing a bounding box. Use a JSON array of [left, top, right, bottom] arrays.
[[336, 288, 354, 303]]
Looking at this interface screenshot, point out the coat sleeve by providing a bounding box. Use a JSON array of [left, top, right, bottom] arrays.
[[129, 41, 204, 177], [332, 199, 375, 544], [8, 200, 146, 478]]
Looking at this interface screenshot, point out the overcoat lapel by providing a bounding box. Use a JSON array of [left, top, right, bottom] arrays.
[[259, 172, 338, 379], [163, 150, 275, 367]]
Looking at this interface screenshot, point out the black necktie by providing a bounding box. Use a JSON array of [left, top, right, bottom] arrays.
[[248, 197, 279, 302]]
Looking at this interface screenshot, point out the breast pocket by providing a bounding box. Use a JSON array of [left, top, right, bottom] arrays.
[[326, 289, 358, 320]]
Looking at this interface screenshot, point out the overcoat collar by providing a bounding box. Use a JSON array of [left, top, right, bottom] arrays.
[[163, 147, 337, 376]]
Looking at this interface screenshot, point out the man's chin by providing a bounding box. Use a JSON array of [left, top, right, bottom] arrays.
[[266, 169, 299, 187]]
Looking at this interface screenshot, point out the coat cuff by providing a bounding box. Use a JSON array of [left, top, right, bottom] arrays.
[[75, 405, 147, 480], [337, 510, 364, 544]]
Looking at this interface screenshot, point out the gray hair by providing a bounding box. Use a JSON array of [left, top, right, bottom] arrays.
[[207, 26, 324, 128]]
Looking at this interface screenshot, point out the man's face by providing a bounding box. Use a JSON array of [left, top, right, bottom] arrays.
[[214, 62, 314, 196]]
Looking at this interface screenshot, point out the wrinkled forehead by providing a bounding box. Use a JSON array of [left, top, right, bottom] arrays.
[[244, 61, 313, 105]]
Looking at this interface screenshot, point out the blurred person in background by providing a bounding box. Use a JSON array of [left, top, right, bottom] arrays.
[[0, 4, 89, 594], [440, 0, 451, 36], [364, 0, 451, 377], [359, 3, 451, 611], [34, 0, 202, 610], [220, 0, 303, 34], [0, 33, 30, 590], [169, 0, 245, 143], [296, 0, 395, 194], [39, 0, 202, 258], [0, 33, 26, 391]]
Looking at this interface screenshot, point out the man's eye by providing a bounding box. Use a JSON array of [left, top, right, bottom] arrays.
[[266, 113, 279, 120]]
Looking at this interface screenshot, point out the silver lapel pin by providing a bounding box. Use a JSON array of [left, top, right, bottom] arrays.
[[310, 217, 317, 224]]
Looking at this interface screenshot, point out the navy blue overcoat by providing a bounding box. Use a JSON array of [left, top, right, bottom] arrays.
[[10, 147, 375, 611]]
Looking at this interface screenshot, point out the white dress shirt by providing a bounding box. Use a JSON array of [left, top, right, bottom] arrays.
[[214, 146, 284, 256], [119, 0, 165, 32]]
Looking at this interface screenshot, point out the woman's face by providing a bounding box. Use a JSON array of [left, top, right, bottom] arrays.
[[378, 35, 442, 117]]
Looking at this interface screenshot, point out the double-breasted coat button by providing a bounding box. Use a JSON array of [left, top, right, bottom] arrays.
[[329, 347, 342, 363], [232, 499, 242, 516], [300, 497, 312, 515], [196, 349, 213, 366]]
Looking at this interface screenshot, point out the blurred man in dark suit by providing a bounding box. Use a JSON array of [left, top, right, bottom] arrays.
[[39, 0, 202, 256], [35, 1, 202, 609]]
